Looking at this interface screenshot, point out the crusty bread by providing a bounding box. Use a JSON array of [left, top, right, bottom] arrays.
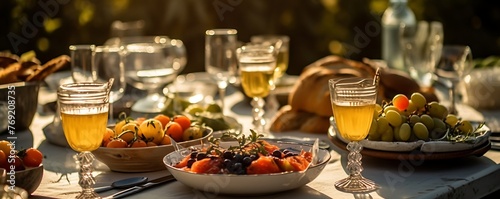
[[270, 55, 438, 134], [0, 52, 69, 84]]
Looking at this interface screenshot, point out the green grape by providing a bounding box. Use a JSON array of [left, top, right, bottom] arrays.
[[410, 92, 427, 108], [428, 102, 448, 120], [384, 105, 400, 115], [401, 115, 407, 124], [409, 115, 420, 126], [376, 117, 390, 134], [413, 122, 429, 140], [420, 114, 434, 130], [381, 126, 394, 142], [458, 120, 473, 135], [399, 123, 411, 141], [393, 125, 401, 140], [430, 128, 447, 140], [368, 119, 379, 139], [445, 114, 459, 128], [386, 110, 402, 127], [404, 100, 417, 115], [433, 117, 446, 131]]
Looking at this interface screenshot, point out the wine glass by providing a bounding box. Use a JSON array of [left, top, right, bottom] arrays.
[[70, 45, 96, 83], [435, 45, 473, 114], [329, 77, 378, 193], [236, 44, 277, 135], [57, 80, 112, 198], [121, 36, 187, 113], [92, 45, 126, 122], [205, 29, 238, 114], [250, 35, 289, 82], [400, 21, 443, 87]]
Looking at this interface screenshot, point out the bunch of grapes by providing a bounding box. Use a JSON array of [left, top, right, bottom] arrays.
[[368, 92, 475, 142]]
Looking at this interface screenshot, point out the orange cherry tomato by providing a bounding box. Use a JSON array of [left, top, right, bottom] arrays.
[[20, 148, 43, 167], [172, 115, 191, 131], [130, 139, 147, 148], [0, 150, 7, 168], [165, 122, 184, 142], [154, 114, 171, 130], [146, 142, 158, 147], [102, 128, 115, 147], [107, 138, 128, 148], [160, 135, 171, 145]]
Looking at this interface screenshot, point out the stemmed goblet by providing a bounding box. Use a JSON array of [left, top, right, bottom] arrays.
[[236, 44, 277, 135], [434, 45, 473, 114], [205, 29, 238, 114], [57, 80, 113, 198], [92, 45, 126, 123], [329, 77, 378, 193], [122, 37, 187, 113]]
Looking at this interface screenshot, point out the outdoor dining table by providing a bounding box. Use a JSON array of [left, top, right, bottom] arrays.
[[11, 83, 500, 199]]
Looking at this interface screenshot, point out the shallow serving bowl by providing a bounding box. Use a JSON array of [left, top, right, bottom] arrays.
[[93, 127, 213, 172], [163, 141, 331, 195], [0, 81, 40, 132], [1, 165, 44, 196]]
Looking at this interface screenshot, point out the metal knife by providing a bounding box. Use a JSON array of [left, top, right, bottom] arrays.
[[103, 175, 176, 199]]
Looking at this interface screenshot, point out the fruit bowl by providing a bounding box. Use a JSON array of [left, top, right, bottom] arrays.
[[93, 127, 213, 172], [3, 165, 44, 196], [163, 141, 331, 195]]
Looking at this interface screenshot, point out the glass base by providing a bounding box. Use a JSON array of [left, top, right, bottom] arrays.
[[76, 190, 101, 199], [131, 93, 166, 113], [335, 174, 378, 193]]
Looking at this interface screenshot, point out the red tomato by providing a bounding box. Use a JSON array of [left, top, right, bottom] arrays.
[[20, 148, 43, 167], [154, 114, 171, 130], [107, 138, 128, 148], [172, 115, 191, 131], [165, 122, 184, 142]]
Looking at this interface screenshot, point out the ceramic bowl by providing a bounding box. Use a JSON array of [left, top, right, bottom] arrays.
[[0, 81, 40, 132], [163, 141, 331, 195], [2, 165, 44, 196], [93, 127, 213, 172]]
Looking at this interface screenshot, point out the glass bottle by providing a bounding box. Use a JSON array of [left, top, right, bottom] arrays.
[[382, 0, 416, 72]]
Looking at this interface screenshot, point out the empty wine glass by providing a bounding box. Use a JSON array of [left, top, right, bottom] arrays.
[[70, 45, 95, 83], [435, 45, 473, 114], [205, 29, 238, 114], [58, 80, 112, 198], [122, 36, 187, 113], [236, 44, 277, 135], [92, 45, 126, 122], [400, 21, 443, 87], [329, 77, 378, 193]]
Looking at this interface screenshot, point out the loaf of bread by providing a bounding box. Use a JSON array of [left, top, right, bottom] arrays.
[[0, 52, 69, 84], [269, 55, 438, 134]]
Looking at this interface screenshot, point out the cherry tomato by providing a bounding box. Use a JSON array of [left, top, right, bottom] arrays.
[[107, 138, 128, 148], [102, 128, 115, 147], [130, 139, 147, 148], [138, 119, 164, 144], [172, 115, 191, 131], [118, 130, 136, 144], [165, 122, 184, 142], [392, 94, 409, 111], [160, 135, 171, 145], [0, 150, 7, 168], [146, 142, 158, 147], [20, 148, 43, 167], [154, 114, 171, 130]]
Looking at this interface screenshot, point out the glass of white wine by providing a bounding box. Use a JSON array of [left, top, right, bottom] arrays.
[[236, 44, 277, 135], [329, 77, 378, 193], [57, 80, 113, 199]]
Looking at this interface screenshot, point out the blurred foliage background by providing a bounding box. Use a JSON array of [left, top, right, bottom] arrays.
[[1, 0, 499, 75]]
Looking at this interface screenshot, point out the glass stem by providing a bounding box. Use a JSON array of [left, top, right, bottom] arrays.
[[448, 81, 457, 115], [251, 97, 266, 134], [346, 141, 363, 177], [76, 151, 100, 199], [218, 86, 226, 115]]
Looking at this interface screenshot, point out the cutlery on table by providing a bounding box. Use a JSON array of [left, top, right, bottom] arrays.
[[103, 175, 176, 199], [94, 177, 148, 193]]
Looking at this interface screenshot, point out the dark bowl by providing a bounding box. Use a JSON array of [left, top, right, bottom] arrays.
[[0, 81, 40, 132]]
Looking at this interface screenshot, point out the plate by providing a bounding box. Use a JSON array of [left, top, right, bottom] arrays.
[[329, 116, 491, 153], [328, 126, 492, 160], [163, 141, 331, 195]]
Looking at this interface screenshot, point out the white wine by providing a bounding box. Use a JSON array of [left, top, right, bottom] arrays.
[[240, 62, 275, 98], [332, 102, 375, 141]]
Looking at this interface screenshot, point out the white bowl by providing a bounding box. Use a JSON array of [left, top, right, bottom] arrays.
[[163, 141, 331, 195]]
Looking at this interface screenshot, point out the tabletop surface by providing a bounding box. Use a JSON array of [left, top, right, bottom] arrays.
[[7, 79, 500, 199]]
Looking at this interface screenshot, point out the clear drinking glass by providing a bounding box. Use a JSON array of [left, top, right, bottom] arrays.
[[435, 45, 473, 114], [205, 29, 238, 113], [400, 21, 443, 87], [250, 35, 289, 82], [122, 36, 187, 113], [70, 45, 96, 83], [329, 77, 378, 193], [58, 81, 112, 199], [92, 46, 126, 122], [236, 44, 277, 135]]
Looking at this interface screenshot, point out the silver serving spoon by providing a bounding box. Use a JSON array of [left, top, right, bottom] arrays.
[[94, 176, 148, 193]]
